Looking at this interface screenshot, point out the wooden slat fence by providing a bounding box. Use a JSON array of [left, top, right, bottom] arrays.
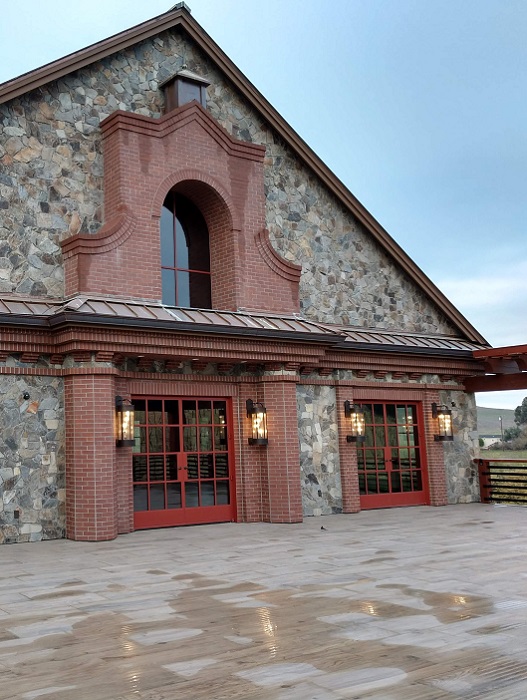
[[476, 458, 527, 505]]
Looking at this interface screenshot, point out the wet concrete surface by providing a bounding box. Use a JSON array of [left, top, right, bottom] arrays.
[[1, 504, 527, 699]]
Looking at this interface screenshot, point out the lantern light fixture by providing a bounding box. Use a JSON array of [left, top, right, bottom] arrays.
[[431, 402, 454, 441], [344, 400, 366, 442], [115, 396, 135, 447], [246, 398, 268, 446]]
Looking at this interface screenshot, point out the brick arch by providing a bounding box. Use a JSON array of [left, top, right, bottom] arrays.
[[151, 169, 241, 232]]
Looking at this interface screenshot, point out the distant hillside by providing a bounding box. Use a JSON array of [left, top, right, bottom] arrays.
[[476, 406, 516, 436]]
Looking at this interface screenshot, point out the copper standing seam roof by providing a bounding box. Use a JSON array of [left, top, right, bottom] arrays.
[[0, 5, 487, 346], [0, 296, 487, 354]]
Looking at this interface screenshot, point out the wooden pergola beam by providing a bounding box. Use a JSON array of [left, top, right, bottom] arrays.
[[464, 373, 527, 393]]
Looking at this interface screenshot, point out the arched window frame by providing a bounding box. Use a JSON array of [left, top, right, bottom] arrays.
[[160, 192, 212, 309]]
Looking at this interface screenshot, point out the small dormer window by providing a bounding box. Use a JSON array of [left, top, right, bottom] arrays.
[[160, 67, 210, 113]]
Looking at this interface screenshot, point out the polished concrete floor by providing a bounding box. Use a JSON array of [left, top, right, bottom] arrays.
[[1, 504, 527, 699]]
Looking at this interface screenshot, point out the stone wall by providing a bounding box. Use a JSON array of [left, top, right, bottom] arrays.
[[441, 389, 480, 504], [0, 28, 458, 336], [297, 385, 342, 516], [0, 368, 65, 543]]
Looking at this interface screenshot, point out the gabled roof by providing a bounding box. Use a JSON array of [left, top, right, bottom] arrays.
[[0, 4, 488, 346]]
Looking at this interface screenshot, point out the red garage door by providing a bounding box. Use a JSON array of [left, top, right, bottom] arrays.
[[357, 402, 429, 508], [132, 398, 236, 529]]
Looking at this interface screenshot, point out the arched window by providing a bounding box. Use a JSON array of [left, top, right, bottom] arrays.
[[160, 193, 212, 308]]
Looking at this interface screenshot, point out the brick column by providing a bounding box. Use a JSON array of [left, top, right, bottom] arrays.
[[115, 379, 134, 534], [260, 377, 303, 523], [236, 384, 266, 522], [424, 392, 449, 506], [64, 372, 118, 541], [336, 386, 361, 513]]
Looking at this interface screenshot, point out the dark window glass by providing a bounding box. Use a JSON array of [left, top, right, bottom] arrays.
[[185, 482, 199, 507], [198, 401, 212, 424], [177, 270, 190, 307], [183, 427, 197, 452], [214, 427, 227, 450], [165, 427, 180, 453], [165, 401, 179, 424], [134, 400, 146, 425], [358, 473, 366, 494], [213, 402, 227, 425], [175, 217, 189, 269], [148, 400, 163, 424], [200, 454, 214, 479], [160, 193, 211, 308], [133, 456, 148, 482], [150, 484, 165, 510], [374, 404, 384, 424], [183, 401, 196, 424], [162, 269, 176, 306], [149, 456, 164, 481], [166, 456, 178, 481], [199, 427, 213, 452], [167, 483, 182, 509], [187, 454, 199, 479], [201, 482, 215, 506], [216, 481, 229, 505], [160, 206, 175, 266], [215, 454, 229, 478], [134, 485, 148, 511]]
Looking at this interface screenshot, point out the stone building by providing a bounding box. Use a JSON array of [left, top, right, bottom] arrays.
[[0, 4, 488, 544]]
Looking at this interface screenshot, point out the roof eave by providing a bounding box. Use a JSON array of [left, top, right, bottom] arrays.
[[0, 7, 190, 104]]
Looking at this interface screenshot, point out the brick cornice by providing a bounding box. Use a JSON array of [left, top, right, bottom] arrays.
[[100, 102, 266, 163], [0, 316, 485, 380]]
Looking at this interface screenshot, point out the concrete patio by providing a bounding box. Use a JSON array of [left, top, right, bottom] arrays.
[[1, 504, 527, 699]]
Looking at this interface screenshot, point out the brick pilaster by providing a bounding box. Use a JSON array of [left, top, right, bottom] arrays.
[[64, 373, 118, 541], [335, 386, 361, 513], [259, 377, 303, 523]]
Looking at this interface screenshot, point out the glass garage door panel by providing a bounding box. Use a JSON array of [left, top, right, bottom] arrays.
[[132, 398, 234, 528], [357, 402, 428, 508]]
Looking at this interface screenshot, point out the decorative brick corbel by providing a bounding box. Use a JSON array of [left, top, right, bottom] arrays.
[[70, 351, 92, 363], [255, 228, 302, 283], [355, 369, 370, 378], [318, 367, 333, 377], [191, 361, 209, 372], [20, 352, 40, 364], [95, 351, 115, 363], [61, 204, 135, 258], [300, 365, 317, 375]]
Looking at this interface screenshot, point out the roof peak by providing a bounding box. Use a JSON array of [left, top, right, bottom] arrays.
[[168, 2, 192, 13]]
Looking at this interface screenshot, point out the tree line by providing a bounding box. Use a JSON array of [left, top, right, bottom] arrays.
[[501, 397, 527, 447]]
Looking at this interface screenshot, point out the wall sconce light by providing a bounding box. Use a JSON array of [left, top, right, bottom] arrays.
[[115, 396, 135, 447], [431, 402, 454, 441], [246, 398, 268, 445], [344, 401, 366, 442]]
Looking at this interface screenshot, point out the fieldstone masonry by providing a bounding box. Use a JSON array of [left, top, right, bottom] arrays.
[[441, 389, 480, 504], [0, 368, 65, 543], [297, 385, 342, 516]]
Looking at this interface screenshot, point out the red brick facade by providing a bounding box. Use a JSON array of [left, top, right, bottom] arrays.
[[62, 102, 301, 315]]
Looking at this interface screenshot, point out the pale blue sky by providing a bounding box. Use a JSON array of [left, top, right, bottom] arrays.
[[1, 0, 526, 409]]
